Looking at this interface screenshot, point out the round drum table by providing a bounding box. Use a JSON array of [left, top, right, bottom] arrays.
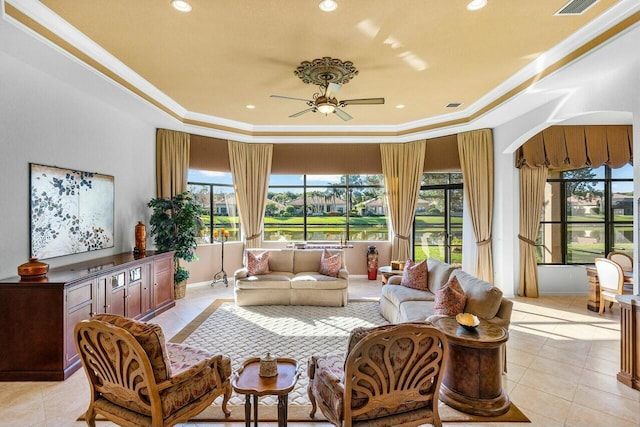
[[432, 316, 510, 416]]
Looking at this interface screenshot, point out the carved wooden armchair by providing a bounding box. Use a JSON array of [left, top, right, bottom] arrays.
[[308, 323, 448, 427], [74, 314, 231, 427]]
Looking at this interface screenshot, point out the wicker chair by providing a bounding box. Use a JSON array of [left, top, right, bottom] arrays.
[[74, 314, 231, 427], [308, 323, 448, 427]]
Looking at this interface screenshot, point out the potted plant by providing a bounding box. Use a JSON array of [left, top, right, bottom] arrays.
[[148, 191, 204, 299]]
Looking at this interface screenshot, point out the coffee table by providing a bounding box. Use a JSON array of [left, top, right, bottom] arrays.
[[231, 357, 301, 427], [432, 316, 510, 416]]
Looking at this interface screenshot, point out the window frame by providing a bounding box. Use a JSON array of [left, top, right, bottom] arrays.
[[537, 165, 633, 265]]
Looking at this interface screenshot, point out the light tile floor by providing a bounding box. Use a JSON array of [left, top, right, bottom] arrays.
[[1, 278, 638, 427]]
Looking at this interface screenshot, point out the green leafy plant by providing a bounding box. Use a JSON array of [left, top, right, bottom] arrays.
[[148, 192, 204, 286]]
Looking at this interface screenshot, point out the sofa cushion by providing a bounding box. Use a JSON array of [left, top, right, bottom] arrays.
[[319, 248, 341, 277], [246, 249, 294, 273], [291, 273, 347, 290], [381, 284, 435, 308], [235, 272, 293, 289], [400, 259, 428, 290], [453, 270, 503, 319], [246, 250, 270, 276], [434, 276, 466, 316], [294, 249, 344, 273], [427, 258, 459, 294], [398, 300, 437, 322]]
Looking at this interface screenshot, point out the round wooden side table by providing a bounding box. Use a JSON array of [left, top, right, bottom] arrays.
[[378, 265, 403, 284], [432, 316, 510, 416], [231, 357, 301, 427]]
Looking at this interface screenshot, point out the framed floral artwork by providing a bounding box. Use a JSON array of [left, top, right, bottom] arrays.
[[29, 163, 114, 259]]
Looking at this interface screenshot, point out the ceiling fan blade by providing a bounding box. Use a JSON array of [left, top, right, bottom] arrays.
[[341, 97, 385, 105], [326, 83, 342, 98], [289, 108, 315, 118], [335, 108, 353, 121], [271, 94, 312, 102]]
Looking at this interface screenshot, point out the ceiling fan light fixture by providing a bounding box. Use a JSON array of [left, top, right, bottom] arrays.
[[317, 103, 336, 114], [319, 0, 338, 12], [466, 0, 487, 11], [171, 0, 192, 12]]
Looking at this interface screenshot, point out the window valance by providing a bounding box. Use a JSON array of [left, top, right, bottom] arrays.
[[515, 125, 632, 169], [516, 125, 633, 169]]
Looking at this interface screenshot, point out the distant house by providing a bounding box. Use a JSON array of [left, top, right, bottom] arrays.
[[359, 197, 386, 215], [290, 194, 347, 214], [612, 193, 633, 215]]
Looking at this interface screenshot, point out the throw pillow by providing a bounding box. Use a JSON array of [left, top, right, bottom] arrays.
[[434, 276, 467, 316], [400, 259, 428, 290], [319, 248, 341, 277], [246, 251, 270, 276]]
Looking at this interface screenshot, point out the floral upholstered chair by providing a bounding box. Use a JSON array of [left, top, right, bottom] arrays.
[[308, 322, 448, 427], [74, 314, 231, 427]]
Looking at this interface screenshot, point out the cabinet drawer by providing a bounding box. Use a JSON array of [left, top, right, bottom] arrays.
[[155, 255, 172, 273], [67, 280, 94, 311]]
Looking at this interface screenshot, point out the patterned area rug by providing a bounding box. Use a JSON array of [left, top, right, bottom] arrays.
[[169, 299, 530, 424], [171, 299, 388, 407]]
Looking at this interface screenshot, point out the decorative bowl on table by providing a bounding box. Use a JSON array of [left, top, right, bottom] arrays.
[[456, 312, 480, 331]]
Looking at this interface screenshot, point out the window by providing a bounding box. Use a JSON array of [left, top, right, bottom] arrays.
[[264, 174, 387, 241], [537, 164, 633, 264], [187, 170, 240, 243], [413, 173, 463, 264]]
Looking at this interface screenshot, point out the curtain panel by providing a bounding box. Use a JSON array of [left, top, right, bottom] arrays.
[[458, 129, 494, 283], [380, 140, 426, 262], [518, 166, 548, 297], [228, 141, 273, 248], [156, 129, 190, 198], [516, 125, 633, 169]]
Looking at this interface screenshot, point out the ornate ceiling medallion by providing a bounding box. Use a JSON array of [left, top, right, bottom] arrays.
[[294, 57, 358, 85]]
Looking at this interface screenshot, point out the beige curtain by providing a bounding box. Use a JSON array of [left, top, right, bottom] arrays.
[[458, 129, 494, 283], [380, 140, 426, 261], [228, 141, 273, 248], [518, 166, 548, 297], [156, 129, 190, 198]]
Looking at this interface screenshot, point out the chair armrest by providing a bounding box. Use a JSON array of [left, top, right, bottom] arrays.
[[234, 268, 248, 280], [159, 354, 229, 392], [493, 298, 513, 328], [338, 268, 349, 280], [387, 275, 402, 285]]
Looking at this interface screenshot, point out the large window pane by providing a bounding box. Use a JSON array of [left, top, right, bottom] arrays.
[[214, 187, 239, 241], [566, 181, 604, 221], [611, 164, 633, 179], [567, 223, 605, 263], [187, 172, 239, 243], [612, 181, 633, 222], [349, 175, 387, 241], [613, 224, 634, 254], [188, 183, 212, 244], [265, 187, 304, 241]]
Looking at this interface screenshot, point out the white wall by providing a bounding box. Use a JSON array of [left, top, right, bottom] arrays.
[[0, 49, 156, 279], [491, 33, 640, 296]]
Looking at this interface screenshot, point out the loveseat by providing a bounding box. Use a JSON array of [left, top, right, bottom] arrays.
[[234, 248, 349, 307], [379, 258, 512, 328]]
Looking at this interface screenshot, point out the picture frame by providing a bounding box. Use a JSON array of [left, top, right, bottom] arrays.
[[29, 163, 115, 259]]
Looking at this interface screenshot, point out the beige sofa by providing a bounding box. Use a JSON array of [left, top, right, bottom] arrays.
[[379, 258, 512, 329], [234, 248, 349, 307]]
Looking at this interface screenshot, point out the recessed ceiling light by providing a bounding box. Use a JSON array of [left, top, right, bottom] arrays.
[[171, 0, 192, 12], [395, 104, 405, 109], [466, 0, 487, 11], [246, 105, 256, 109], [319, 0, 338, 12]]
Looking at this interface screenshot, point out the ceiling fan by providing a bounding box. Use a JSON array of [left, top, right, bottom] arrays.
[[271, 82, 384, 121], [270, 56, 385, 121]]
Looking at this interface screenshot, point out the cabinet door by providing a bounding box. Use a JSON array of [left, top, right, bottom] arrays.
[[153, 254, 174, 309], [65, 279, 96, 368], [110, 270, 126, 316], [140, 262, 152, 315], [126, 266, 143, 319]]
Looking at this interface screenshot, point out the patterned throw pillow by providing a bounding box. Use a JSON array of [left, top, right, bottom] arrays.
[[319, 248, 341, 277], [246, 251, 270, 276], [400, 259, 428, 290], [434, 276, 467, 316]]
